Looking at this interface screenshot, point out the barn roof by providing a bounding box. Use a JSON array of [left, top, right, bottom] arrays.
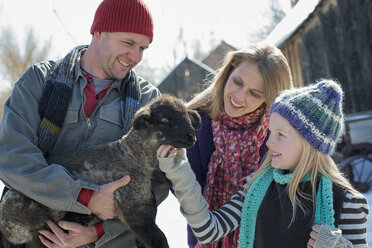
[[264, 0, 323, 47], [202, 41, 237, 70], [159, 56, 215, 84]]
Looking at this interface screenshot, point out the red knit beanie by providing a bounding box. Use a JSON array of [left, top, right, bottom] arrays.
[[90, 0, 154, 43]]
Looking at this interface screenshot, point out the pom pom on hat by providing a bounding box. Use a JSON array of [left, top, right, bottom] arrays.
[[270, 79, 344, 155], [90, 0, 154, 43]]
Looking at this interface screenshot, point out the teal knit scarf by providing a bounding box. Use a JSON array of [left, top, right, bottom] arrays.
[[237, 166, 334, 248], [37, 45, 142, 155]]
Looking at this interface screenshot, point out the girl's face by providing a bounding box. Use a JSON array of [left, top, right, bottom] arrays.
[[266, 112, 304, 171], [223, 61, 265, 117]]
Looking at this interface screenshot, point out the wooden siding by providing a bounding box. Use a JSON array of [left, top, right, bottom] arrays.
[[279, 0, 372, 113], [281, 38, 304, 87]]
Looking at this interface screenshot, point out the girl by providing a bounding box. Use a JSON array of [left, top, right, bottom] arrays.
[[158, 79, 369, 248], [184, 43, 293, 247]]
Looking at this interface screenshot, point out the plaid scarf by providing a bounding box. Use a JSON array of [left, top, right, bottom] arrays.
[[197, 104, 269, 248], [37, 45, 142, 156]]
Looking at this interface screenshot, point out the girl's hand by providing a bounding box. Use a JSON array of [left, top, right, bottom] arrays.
[[307, 224, 320, 248], [157, 145, 177, 158], [39, 220, 97, 248], [307, 224, 349, 248]]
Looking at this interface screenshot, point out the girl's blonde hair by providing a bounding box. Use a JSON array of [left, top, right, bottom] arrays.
[[187, 43, 293, 118], [245, 136, 357, 223]]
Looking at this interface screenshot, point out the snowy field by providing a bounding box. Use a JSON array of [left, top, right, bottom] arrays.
[[0, 182, 370, 247]]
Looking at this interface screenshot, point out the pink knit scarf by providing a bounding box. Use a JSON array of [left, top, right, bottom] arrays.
[[197, 104, 270, 248]]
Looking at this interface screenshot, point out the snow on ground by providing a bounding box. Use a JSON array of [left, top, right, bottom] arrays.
[[156, 193, 188, 248], [0, 182, 370, 247]]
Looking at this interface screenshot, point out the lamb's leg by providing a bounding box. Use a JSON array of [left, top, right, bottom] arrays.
[[26, 237, 45, 248], [62, 212, 97, 226], [0, 231, 24, 248], [0, 190, 64, 247], [115, 192, 169, 248]]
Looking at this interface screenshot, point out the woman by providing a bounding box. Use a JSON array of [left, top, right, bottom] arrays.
[[184, 43, 293, 248]]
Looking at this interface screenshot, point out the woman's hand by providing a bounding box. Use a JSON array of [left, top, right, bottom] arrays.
[[157, 145, 177, 158], [39, 220, 97, 248]]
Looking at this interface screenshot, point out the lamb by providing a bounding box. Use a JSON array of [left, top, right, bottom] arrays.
[[0, 94, 202, 248]]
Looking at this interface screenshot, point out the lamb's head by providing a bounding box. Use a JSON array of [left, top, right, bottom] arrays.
[[133, 94, 201, 148]]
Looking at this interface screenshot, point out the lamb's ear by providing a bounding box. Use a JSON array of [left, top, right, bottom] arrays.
[[133, 108, 151, 130], [188, 109, 202, 130]]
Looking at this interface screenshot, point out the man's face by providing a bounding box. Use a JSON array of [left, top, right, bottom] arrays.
[[95, 32, 150, 80]]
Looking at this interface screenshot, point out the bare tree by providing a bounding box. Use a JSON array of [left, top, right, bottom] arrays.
[[134, 57, 171, 86], [172, 28, 188, 67], [246, 0, 287, 42], [0, 27, 51, 83], [0, 26, 51, 118], [191, 31, 219, 62], [290, 0, 300, 7], [0, 7, 3, 23]]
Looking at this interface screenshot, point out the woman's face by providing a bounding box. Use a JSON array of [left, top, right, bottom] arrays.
[[223, 61, 265, 117]]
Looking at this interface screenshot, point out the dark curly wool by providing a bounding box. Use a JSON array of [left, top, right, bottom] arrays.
[[0, 94, 201, 248]]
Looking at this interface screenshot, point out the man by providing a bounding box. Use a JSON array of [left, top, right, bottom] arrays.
[[0, 0, 169, 247]]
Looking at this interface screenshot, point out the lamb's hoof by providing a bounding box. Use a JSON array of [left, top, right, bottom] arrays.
[[135, 236, 169, 248], [135, 239, 146, 248], [152, 235, 169, 248]]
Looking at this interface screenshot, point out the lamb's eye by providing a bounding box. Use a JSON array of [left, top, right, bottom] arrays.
[[160, 117, 169, 124]]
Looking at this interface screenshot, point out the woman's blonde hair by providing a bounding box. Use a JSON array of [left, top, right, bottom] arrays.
[[245, 136, 357, 224], [187, 43, 293, 118]]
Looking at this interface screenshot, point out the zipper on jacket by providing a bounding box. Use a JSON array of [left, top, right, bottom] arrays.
[[89, 86, 116, 118], [81, 81, 92, 137], [81, 78, 119, 139], [86, 117, 92, 131]]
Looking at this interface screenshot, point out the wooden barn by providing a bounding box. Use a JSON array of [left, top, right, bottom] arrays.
[[265, 0, 372, 114], [157, 57, 215, 101], [202, 41, 237, 70]]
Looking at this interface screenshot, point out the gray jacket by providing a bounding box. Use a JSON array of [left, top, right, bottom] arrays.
[[0, 59, 169, 247]]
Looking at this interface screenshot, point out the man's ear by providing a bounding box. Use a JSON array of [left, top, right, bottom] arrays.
[[188, 109, 202, 130], [93, 31, 102, 39], [133, 108, 151, 130]]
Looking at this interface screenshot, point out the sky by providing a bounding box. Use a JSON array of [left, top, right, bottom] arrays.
[[0, 0, 291, 88]]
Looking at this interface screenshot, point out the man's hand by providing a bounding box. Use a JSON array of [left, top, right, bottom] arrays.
[[88, 175, 131, 220], [39, 220, 97, 248]]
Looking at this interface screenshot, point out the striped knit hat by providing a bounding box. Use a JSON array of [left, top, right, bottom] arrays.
[[90, 0, 154, 43], [270, 79, 344, 155]]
